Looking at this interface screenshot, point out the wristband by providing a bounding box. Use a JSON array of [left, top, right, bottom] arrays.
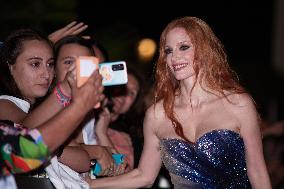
[[54, 83, 71, 107]]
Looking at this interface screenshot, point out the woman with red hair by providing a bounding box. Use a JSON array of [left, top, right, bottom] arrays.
[[87, 16, 271, 189]]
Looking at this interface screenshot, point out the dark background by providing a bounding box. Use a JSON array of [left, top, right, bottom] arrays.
[[0, 0, 283, 122]]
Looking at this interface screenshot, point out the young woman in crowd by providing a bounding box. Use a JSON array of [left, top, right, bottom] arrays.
[[94, 65, 145, 171], [0, 29, 104, 189]]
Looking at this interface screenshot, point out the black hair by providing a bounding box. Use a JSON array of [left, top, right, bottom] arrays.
[[88, 39, 109, 62], [0, 29, 53, 98], [107, 63, 146, 168], [124, 63, 146, 115], [54, 35, 95, 64]]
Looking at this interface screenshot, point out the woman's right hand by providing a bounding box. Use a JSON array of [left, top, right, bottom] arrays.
[[68, 70, 105, 112], [94, 146, 116, 176], [95, 107, 112, 135], [59, 63, 76, 97], [96, 146, 127, 176]]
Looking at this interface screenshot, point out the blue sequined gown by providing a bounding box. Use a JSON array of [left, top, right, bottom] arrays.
[[160, 129, 251, 189]]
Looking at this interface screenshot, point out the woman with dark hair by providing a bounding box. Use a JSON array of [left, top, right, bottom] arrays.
[[89, 39, 109, 63], [0, 71, 103, 189], [0, 29, 105, 188], [0, 29, 54, 123], [0, 56, 104, 188], [52, 36, 116, 175], [22, 36, 120, 186], [87, 16, 271, 189], [94, 64, 146, 171]]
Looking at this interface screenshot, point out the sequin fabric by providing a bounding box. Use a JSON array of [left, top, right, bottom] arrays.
[[160, 129, 251, 189]]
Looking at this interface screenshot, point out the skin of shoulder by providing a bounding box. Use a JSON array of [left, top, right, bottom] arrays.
[[0, 99, 27, 123], [224, 93, 259, 130], [144, 100, 166, 133], [224, 93, 271, 188]]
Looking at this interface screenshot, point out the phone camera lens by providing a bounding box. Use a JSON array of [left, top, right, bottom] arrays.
[[112, 64, 124, 71]]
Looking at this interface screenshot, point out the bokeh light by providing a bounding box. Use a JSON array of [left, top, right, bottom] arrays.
[[137, 38, 157, 62]]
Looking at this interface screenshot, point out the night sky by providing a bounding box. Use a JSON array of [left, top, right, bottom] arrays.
[[77, 0, 274, 64]]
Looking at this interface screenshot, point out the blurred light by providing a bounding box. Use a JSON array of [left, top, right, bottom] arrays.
[[137, 38, 157, 61]]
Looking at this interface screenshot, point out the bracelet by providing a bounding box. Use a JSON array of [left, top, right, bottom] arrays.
[[54, 83, 71, 107]]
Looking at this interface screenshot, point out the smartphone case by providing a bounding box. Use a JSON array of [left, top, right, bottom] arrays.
[[76, 56, 99, 87], [99, 61, 128, 86], [76, 57, 128, 87]]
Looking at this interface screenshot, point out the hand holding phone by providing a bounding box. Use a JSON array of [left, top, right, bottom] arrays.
[[76, 56, 128, 87], [76, 56, 99, 87], [76, 56, 101, 108], [90, 154, 125, 176]]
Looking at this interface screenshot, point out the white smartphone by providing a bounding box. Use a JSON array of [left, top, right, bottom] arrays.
[[76, 56, 128, 87], [99, 61, 128, 86]]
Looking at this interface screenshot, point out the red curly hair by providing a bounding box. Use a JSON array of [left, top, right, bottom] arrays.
[[154, 17, 246, 142]]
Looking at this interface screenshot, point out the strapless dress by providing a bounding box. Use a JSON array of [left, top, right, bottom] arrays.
[[160, 129, 251, 189]]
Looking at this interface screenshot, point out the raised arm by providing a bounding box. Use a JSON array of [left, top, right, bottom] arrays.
[[235, 94, 272, 189], [87, 105, 162, 189], [37, 70, 104, 152], [48, 21, 88, 44], [23, 64, 81, 128], [22, 75, 72, 128], [95, 107, 115, 148], [0, 71, 104, 175]]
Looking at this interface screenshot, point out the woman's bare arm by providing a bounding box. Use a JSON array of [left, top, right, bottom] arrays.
[[38, 71, 104, 152], [58, 146, 91, 172], [0, 100, 27, 123], [87, 105, 162, 189], [233, 94, 271, 189], [23, 81, 70, 128]]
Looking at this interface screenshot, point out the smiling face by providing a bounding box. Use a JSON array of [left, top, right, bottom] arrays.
[[56, 43, 93, 82], [164, 27, 196, 81], [9, 40, 54, 103]]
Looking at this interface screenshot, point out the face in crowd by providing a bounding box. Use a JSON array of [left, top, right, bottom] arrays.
[[55, 40, 94, 82], [9, 39, 54, 103], [111, 73, 140, 115]]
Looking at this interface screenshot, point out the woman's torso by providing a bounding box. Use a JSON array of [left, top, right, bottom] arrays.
[[154, 95, 251, 188], [160, 129, 251, 189]]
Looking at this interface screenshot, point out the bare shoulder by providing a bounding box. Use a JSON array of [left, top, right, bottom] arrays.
[[224, 93, 259, 129], [225, 93, 256, 111], [144, 100, 166, 131], [0, 99, 26, 123], [145, 100, 165, 120]]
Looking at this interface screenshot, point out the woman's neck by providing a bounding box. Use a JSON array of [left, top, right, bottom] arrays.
[[179, 78, 217, 109]]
